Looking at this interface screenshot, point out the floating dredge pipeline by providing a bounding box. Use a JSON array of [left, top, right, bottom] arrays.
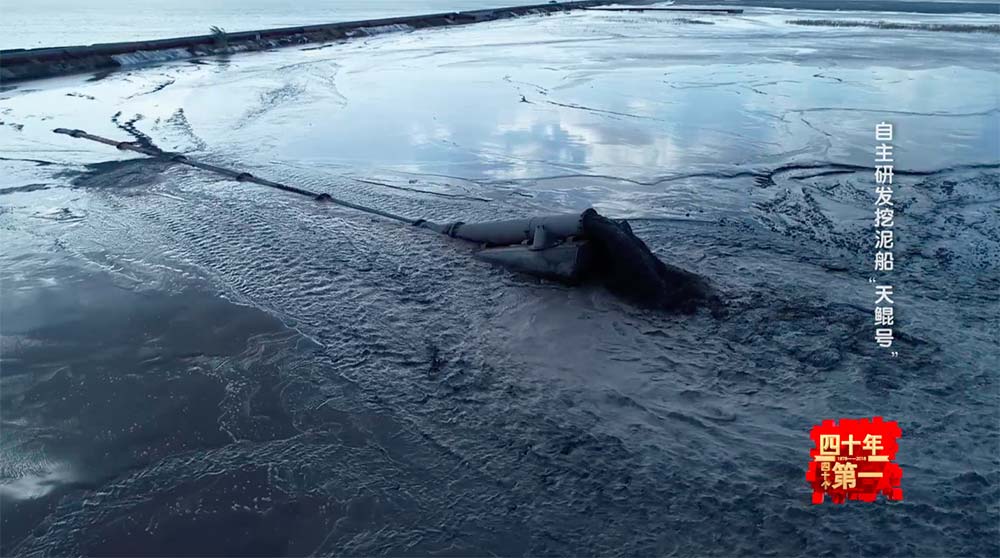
[[53, 128, 716, 312]]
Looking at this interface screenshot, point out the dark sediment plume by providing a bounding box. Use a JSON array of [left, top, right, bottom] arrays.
[[581, 209, 717, 313]]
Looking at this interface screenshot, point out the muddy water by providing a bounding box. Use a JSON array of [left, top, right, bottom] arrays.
[[1, 7, 998, 557]]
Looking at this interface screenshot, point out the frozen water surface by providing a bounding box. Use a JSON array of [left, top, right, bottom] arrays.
[[1, 5, 998, 557]]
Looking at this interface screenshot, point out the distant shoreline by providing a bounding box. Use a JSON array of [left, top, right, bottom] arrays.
[[0, 0, 639, 83], [681, 0, 999, 14], [787, 18, 1000, 33], [2, 0, 996, 83]]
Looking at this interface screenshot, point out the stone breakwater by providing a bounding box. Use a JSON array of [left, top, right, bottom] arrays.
[[0, 0, 635, 82]]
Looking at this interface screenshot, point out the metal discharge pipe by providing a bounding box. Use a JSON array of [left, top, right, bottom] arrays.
[[51, 127, 718, 311], [450, 214, 584, 245], [54, 128, 426, 225], [51, 127, 585, 248]]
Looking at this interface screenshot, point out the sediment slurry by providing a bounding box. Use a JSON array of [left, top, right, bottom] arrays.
[[1, 5, 997, 557]]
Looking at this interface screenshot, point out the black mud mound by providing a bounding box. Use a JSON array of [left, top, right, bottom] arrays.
[[66, 158, 174, 190], [582, 208, 716, 313]]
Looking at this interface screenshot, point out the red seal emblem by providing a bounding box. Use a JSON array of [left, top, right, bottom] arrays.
[[806, 417, 903, 504]]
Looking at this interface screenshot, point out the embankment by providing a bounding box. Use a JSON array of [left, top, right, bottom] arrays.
[[0, 1, 636, 82]]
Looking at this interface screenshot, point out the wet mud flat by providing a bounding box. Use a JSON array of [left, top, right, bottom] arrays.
[[2, 156, 997, 557], [2, 4, 999, 557]]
